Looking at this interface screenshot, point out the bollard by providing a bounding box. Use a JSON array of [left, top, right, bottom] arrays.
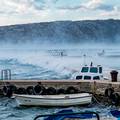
[[110, 70, 118, 82]]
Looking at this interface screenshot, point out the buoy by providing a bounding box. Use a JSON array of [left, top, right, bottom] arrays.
[[2, 85, 17, 97], [2, 86, 8, 95], [26, 86, 34, 95], [46, 87, 57, 95], [38, 86, 46, 95], [34, 85, 45, 95], [16, 87, 27, 94], [2, 86, 12, 98], [111, 93, 120, 105], [57, 88, 65, 94], [104, 88, 114, 98], [66, 86, 79, 94], [40, 87, 47, 95]]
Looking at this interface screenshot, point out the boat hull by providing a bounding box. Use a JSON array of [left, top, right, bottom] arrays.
[[13, 93, 92, 107]]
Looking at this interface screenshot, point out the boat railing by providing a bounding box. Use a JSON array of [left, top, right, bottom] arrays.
[[34, 111, 100, 120]]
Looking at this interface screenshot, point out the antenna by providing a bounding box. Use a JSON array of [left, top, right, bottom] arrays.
[[90, 62, 93, 66], [83, 54, 86, 65]]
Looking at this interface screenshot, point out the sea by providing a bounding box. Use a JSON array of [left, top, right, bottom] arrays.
[[0, 47, 120, 120]]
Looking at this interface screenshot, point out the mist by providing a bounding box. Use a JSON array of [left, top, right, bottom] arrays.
[[0, 19, 120, 80], [0, 19, 120, 49]]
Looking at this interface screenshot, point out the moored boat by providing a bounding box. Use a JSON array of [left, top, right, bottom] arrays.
[[13, 93, 92, 107], [75, 63, 104, 80]]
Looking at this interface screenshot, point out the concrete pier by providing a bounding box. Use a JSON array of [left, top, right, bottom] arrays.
[[0, 80, 120, 95]]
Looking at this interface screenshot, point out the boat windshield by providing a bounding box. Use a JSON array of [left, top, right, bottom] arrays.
[[81, 67, 89, 73], [90, 67, 98, 73]]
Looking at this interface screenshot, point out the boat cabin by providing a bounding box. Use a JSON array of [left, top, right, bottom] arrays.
[[76, 64, 103, 80]]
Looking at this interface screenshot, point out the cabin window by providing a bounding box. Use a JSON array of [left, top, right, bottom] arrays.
[[84, 76, 91, 80], [99, 67, 102, 73], [90, 67, 98, 73], [81, 67, 89, 73], [93, 76, 100, 80], [76, 76, 82, 79]]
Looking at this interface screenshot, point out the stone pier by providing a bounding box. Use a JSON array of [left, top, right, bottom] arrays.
[[0, 80, 120, 95]]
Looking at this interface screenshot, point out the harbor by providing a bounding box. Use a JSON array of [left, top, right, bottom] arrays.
[[0, 0, 120, 118], [0, 48, 120, 119], [0, 63, 119, 101]]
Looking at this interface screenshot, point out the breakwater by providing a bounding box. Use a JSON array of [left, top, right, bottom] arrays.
[[0, 79, 120, 95]]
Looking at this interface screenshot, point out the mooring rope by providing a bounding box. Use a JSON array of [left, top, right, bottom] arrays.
[[92, 94, 105, 106]]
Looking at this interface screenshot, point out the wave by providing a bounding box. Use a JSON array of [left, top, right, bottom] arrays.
[[0, 57, 71, 80], [0, 48, 120, 80]]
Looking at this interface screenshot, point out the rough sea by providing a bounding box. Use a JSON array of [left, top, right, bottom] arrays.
[[0, 47, 120, 120]]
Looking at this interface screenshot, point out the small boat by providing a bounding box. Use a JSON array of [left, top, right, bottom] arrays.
[[98, 50, 105, 56], [13, 93, 92, 106], [98, 50, 120, 58], [76, 62, 104, 80], [34, 109, 100, 120]]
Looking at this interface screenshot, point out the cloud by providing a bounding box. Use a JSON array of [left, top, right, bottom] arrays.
[[100, 5, 120, 18], [0, 0, 119, 26], [55, 0, 103, 11], [0, 0, 33, 14], [32, 0, 59, 10], [83, 0, 103, 9], [0, 0, 50, 15], [55, 0, 114, 12], [82, 0, 114, 11], [0, 0, 115, 14], [57, 5, 86, 10], [97, 4, 114, 11]]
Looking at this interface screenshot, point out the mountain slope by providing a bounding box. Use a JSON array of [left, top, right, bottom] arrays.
[[0, 19, 120, 44]]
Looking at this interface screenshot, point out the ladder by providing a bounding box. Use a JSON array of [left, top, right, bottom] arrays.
[[1, 69, 11, 80]]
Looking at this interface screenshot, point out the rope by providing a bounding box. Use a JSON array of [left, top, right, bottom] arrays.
[[92, 94, 105, 106]]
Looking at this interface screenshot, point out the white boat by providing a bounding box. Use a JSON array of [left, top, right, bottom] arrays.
[[13, 93, 92, 107], [76, 63, 104, 80]]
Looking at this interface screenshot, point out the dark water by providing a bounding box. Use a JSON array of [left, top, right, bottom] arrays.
[[0, 48, 120, 119], [0, 97, 115, 120]]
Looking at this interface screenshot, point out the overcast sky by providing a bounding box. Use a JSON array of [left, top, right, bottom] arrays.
[[0, 0, 120, 26]]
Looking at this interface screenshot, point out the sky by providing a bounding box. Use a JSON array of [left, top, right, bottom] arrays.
[[0, 0, 120, 26]]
